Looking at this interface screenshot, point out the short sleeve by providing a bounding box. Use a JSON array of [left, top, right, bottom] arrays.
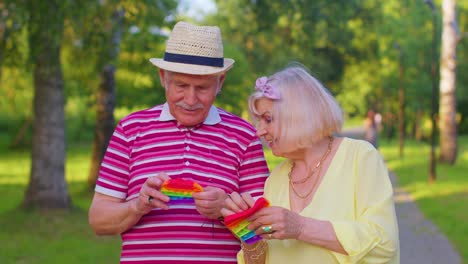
[[94, 121, 131, 199], [238, 138, 269, 199]]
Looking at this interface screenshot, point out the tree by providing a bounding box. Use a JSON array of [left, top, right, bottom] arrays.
[[85, 0, 178, 189], [87, 2, 123, 190], [438, 0, 458, 164], [23, 0, 71, 208]]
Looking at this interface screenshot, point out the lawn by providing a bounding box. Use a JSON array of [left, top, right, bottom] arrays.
[[0, 136, 466, 263], [0, 144, 121, 264]]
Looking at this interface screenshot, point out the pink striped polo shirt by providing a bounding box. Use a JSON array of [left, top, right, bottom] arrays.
[[95, 103, 269, 264]]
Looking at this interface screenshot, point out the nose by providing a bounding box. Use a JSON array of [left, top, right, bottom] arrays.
[[184, 87, 197, 105], [256, 127, 266, 137]]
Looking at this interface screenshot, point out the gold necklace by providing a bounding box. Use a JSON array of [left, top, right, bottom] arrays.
[[288, 136, 334, 199], [290, 136, 334, 184]]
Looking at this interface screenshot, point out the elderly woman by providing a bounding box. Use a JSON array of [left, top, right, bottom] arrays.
[[222, 65, 400, 264]]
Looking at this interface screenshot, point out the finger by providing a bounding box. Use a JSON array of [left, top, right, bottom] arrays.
[[148, 189, 170, 203], [247, 206, 275, 223], [136, 194, 152, 212], [249, 215, 273, 233], [145, 175, 170, 203], [192, 190, 212, 200], [148, 196, 169, 210], [146, 176, 164, 189], [194, 198, 211, 210], [193, 186, 221, 201], [147, 173, 170, 189], [256, 224, 276, 236], [260, 232, 274, 240], [240, 193, 256, 207], [220, 207, 235, 216], [224, 195, 242, 213], [230, 192, 250, 211], [158, 172, 171, 181], [142, 182, 170, 204]]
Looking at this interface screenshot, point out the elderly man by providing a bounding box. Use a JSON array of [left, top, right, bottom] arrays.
[[89, 22, 269, 263]]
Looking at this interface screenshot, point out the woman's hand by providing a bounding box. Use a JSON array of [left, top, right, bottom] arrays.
[[248, 206, 304, 240], [220, 192, 256, 216]]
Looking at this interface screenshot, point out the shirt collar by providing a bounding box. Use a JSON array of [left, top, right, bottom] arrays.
[[159, 102, 221, 125]]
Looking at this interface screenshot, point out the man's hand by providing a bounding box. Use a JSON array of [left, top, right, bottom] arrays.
[[192, 186, 228, 219], [134, 173, 171, 215]]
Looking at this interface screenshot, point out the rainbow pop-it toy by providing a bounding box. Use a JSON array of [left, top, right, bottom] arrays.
[[160, 178, 203, 202], [223, 197, 270, 244]]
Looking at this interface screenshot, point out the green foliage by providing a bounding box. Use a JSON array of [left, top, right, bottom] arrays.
[[2, 0, 468, 136], [216, 43, 254, 116], [0, 0, 29, 68], [208, 0, 468, 127], [1, 0, 467, 156], [27, 0, 66, 63]]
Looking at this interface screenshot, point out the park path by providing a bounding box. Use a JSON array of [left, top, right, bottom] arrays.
[[339, 127, 462, 264]]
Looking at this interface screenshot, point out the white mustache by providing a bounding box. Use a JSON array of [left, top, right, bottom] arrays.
[[176, 101, 203, 111]]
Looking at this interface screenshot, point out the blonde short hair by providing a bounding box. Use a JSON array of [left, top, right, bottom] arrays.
[[248, 65, 343, 152]]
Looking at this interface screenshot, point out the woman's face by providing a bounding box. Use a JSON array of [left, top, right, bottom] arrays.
[[255, 98, 281, 155]]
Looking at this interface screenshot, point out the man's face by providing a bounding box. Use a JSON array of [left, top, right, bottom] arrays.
[[160, 70, 225, 127]]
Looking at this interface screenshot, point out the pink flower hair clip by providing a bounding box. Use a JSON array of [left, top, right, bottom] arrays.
[[255, 77, 281, 100]]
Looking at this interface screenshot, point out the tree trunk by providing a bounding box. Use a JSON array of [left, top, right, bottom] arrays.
[[415, 109, 423, 142], [88, 65, 117, 190], [24, 0, 70, 209], [87, 6, 123, 190], [438, 0, 458, 164], [398, 49, 405, 158]]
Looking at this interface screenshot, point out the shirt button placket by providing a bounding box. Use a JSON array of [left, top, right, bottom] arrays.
[[184, 129, 191, 166]]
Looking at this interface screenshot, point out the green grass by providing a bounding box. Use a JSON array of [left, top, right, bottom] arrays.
[[0, 144, 120, 264], [379, 136, 468, 264]]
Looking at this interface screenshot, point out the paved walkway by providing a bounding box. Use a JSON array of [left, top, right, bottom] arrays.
[[390, 172, 461, 264], [339, 127, 462, 264]]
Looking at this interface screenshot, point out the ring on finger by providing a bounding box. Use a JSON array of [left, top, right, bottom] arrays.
[[148, 195, 153, 205], [262, 225, 273, 233]]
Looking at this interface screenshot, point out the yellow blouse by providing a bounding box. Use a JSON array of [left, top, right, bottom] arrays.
[[238, 137, 399, 264]]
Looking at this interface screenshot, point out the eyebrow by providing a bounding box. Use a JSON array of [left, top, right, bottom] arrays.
[[259, 112, 272, 118]]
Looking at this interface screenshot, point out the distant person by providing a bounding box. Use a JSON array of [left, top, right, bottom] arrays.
[[88, 21, 269, 263], [375, 112, 383, 132], [222, 65, 400, 264], [364, 110, 378, 148]]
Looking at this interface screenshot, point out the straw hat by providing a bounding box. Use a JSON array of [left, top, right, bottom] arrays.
[[150, 22, 235, 75]]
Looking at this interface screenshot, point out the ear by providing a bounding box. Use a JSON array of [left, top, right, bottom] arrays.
[[159, 69, 166, 89], [217, 73, 227, 94]]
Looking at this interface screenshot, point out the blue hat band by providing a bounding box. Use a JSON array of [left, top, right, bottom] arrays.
[[164, 52, 224, 67]]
